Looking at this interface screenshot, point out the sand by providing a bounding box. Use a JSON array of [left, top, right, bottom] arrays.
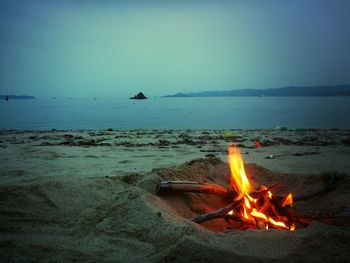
[[0, 129, 350, 262]]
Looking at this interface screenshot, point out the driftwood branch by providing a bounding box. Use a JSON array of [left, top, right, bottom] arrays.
[[157, 181, 235, 197], [191, 201, 241, 223], [157, 181, 282, 199], [284, 207, 350, 225]]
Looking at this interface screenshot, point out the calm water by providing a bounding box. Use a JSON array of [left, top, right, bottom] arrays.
[[0, 97, 349, 130]]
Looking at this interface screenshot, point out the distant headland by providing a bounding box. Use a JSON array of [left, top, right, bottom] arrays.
[[163, 84, 350, 97], [1, 95, 36, 100]]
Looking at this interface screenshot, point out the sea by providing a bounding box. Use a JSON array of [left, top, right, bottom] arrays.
[[0, 97, 350, 130]]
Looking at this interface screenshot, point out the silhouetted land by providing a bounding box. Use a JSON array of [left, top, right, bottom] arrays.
[[1, 95, 36, 100], [163, 84, 350, 97]]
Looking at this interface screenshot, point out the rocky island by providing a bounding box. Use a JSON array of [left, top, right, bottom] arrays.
[[129, 92, 147, 100]]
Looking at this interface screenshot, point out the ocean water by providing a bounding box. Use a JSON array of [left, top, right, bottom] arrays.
[[0, 97, 350, 130]]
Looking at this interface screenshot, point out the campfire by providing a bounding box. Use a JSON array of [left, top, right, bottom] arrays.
[[157, 144, 349, 230], [225, 145, 295, 230]]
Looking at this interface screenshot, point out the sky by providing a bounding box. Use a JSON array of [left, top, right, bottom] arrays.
[[0, 0, 349, 98]]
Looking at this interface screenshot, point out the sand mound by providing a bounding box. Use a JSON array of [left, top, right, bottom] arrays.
[[1, 157, 350, 262]]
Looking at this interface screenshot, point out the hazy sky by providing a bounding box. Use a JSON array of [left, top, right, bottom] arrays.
[[0, 0, 349, 98]]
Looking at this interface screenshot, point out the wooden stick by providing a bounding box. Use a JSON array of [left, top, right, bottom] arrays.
[[284, 207, 350, 225], [192, 205, 350, 226], [157, 181, 281, 198], [191, 201, 241, 223], [156, 181, 235, 197]]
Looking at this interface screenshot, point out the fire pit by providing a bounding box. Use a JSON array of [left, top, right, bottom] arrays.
[[157, 144, 350, 231]]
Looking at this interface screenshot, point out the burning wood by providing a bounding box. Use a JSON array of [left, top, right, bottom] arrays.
[[191, 201, 241, 224], [157, 144, 350, 231]]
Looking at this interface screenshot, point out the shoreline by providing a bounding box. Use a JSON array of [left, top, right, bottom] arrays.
[[1, 129, 349, 179]]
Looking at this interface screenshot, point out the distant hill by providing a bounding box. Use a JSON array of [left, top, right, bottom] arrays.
[[163, 85, 350, 97], [0, 95, 36, 100]]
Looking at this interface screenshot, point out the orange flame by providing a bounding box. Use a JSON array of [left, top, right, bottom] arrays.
[[267, 191, 273, 199], [227, 144, 295, 230], [268, 218, 288, 229], [228, 145, 251, 200], [281, 193, 293, 207], [251, 209, 267, 220]]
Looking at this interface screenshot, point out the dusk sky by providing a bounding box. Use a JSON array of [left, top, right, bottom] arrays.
[[0, 0, 349, 98]]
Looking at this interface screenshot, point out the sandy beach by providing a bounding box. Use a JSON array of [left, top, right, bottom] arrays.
[[1, 129, 350, 262]]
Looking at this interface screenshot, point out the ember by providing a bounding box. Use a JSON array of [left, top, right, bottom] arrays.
[[157, 144, 350, 231]]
